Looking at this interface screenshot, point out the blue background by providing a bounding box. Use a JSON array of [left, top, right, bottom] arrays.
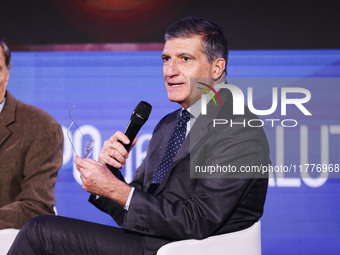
[[8, 49, 340, 254]]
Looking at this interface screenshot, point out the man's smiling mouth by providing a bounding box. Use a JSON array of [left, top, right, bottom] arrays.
[[169, 83, 184, 87]]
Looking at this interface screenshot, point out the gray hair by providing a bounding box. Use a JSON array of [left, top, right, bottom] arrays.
[[165, 17, 228, 65]]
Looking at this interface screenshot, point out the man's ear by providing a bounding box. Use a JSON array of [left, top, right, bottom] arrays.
[[4, 69, 9, 88], [212, 58, 226, 80], [5, 69, 9, 85]]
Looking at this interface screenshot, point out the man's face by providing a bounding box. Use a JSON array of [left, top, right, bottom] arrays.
[[162, 35, 216, 109], [0, 48, 9, 103]]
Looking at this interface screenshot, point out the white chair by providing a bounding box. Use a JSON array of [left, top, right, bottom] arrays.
[[0, 207, 58, 255], [0, 228, 20, 255], [157, 221, 261, 255]]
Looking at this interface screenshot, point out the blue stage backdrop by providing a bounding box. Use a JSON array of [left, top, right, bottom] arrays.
[[8, 49, 340, 255]]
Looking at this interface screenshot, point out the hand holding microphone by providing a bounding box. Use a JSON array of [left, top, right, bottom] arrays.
[[99, 101, 152, 182], [75, 101, 151, 203]]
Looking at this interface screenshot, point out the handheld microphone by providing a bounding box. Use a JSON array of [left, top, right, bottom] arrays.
[[106, 101, 152, 181]]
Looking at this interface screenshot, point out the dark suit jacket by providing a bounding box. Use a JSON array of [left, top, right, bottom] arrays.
[[90, 88, 270, 255], [0, 91, 63, 229]]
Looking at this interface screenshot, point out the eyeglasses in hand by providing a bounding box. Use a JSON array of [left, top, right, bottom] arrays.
[[67, 105, 95, 158]]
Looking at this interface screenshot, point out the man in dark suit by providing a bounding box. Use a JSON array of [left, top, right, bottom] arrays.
[[9, 17, 270, 255]]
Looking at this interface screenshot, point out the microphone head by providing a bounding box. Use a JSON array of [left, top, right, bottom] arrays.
[[132, 101, 152, 124]]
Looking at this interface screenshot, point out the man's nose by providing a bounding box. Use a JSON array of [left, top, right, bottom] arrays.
[[164, 60, 180, 77]]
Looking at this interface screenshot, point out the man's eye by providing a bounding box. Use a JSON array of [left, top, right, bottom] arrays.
[[182, 56, 190, 62], [162, 56, 170, 62]]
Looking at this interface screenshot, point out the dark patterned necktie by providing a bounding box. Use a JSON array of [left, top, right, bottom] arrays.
[[147, 110, 190, 194]]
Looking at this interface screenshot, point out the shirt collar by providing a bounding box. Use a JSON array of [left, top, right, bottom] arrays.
[[0, 97, 6, 113]]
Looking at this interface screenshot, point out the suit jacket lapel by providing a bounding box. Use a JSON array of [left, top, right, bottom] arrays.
[[146, 109, 181, 183], [152, 109, 188, 195], [0, 91, 16, 147], [189, 88, 231, 153]]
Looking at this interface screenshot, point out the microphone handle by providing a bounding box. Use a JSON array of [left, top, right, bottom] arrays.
[[106, 121, 143, 182]]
